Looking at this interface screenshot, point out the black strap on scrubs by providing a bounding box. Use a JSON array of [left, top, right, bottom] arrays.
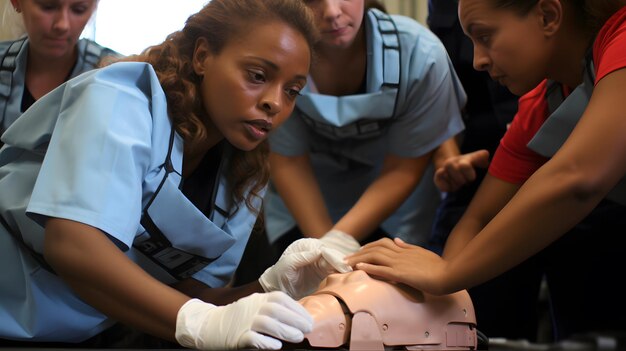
[[299, 8, 402, 140], [133, 127, 223, 281], [1, 127, 224, 279], [0, 38, 27, 147]]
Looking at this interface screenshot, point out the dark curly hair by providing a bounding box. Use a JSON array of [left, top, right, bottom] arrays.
[[116, 0, 318, 214]]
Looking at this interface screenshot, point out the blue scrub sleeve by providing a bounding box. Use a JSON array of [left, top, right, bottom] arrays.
[[26, 77, 153, 250], [387, 37, 466, 158]]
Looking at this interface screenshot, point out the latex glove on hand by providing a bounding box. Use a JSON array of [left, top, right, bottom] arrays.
[[320, 229, 361, 256], [175, 292, 313, 350], [259, 238, 352, 300]]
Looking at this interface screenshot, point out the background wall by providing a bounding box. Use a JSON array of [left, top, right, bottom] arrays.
[[382, 0, 428, 24], [0, 0, 25, 41], [86, 0, 207, 56], [90, 0, 430, 56], [0, 0, 430, 54]]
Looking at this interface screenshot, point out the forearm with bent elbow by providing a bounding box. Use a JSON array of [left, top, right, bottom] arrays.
[[269, 152, 333, 237], [44, 218, 189, 342], [443, 161, 609, 294], [432, 136, 461, 171], [439, 72, 626, 293], [335, 155, 429, 240]]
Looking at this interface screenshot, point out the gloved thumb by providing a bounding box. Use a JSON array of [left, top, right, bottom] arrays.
[[319, 246, 353, 274]]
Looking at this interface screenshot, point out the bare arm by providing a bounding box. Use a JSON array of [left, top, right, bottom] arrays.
[[269, 152, 333, 238], [334, 153, 432, 241], [44, 218, 190, 342], [345, 173, 518, 293], [172, 278, 263, 306], [442, 174, 519, 259], [440, 69, 626, 293], [432, 136, 461, 171], [348, 70, 626, 295]]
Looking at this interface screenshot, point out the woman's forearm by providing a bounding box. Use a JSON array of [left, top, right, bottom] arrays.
[[335, 154, 431, 240], [44, 218, 190, 341], [173, 278, 263, 306], [442, 70, 626, 293], [442, 175, 519, 259], [443, 163, 606, 293], [269, 152, 333, 237], [432, 137, 461, 170]]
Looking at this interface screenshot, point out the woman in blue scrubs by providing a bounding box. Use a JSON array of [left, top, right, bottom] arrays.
[[0, 0, 119, 146], [0, 0, 348, 349], [263, 0, 466, 257]]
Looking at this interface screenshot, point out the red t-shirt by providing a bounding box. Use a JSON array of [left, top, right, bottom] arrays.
[[489, 6, 626, 184]]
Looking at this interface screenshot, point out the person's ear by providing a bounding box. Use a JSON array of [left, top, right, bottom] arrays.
[[536, 0, 562, 37], [192, 37, 211, 76], [10, 0, 21, 13]]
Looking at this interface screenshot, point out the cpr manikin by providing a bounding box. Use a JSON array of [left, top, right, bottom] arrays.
[[299, 270, 477, 350]]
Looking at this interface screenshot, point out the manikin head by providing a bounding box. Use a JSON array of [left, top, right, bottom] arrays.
[[299, 270, 477, 350]]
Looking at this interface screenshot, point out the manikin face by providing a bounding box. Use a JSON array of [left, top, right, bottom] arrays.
[[320, 268, 377, 289], [459, 0, 553, 95], [12, 0, 96, 60], [192, 21, 310, 151], [303, 0, 365, 49]]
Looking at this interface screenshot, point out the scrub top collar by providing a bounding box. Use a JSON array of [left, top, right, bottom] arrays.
[[297, 8, 401, 140], [135, 127, 236, 280]]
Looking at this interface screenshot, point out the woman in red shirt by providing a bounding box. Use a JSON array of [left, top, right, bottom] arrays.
[[348, 0, 626, 340]]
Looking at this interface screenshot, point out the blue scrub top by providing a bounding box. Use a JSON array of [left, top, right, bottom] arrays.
[[0, 37, 119, 133], [0, 62, 261, 342], [264, 10, 466, 245]]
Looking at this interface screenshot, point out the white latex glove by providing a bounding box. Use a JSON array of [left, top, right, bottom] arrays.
[[259, 238, 352, 299], [320, 229, 361, 256], [175, 292, 313, 350]]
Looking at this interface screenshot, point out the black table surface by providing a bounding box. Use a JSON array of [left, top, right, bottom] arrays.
[[2, 333, 625, 351]]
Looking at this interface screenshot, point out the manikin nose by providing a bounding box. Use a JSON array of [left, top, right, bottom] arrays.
[[320, 272, 345, 289]]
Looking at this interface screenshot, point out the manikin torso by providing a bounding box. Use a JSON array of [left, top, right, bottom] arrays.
[[299, 270, 478, 350]]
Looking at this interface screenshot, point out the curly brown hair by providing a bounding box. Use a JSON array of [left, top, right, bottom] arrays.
[[116, 0, 318, 214]]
